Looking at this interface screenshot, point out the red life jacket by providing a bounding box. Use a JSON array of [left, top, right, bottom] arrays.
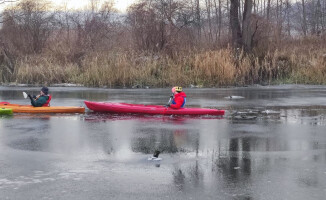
[[170, 92, 187, 109], [42, 95, 52, 107]]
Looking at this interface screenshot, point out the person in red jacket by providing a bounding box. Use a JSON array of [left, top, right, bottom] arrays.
[[167, 86, 187, 109]]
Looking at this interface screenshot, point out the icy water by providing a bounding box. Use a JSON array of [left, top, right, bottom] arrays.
[[0, 85, 326, 200]]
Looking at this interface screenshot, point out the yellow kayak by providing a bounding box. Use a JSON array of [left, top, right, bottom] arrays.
[[0, 102, 85, 113]]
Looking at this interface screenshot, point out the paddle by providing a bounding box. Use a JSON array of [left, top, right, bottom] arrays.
[[23, 92, 28, 99], [1, 92, 29, 105], [165, 94, 173, 107]]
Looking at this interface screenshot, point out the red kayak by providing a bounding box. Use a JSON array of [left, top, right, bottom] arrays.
[[84, 101, 225, 116]]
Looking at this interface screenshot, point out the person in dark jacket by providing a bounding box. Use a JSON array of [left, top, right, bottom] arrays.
[[167, 86, 187, 109], [28, 87, 52, 107]]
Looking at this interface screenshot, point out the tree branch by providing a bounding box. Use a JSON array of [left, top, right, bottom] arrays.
[[0, 0, 18, 4]]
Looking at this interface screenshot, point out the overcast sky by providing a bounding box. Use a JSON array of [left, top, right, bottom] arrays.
[[0, 0, 136, 12]]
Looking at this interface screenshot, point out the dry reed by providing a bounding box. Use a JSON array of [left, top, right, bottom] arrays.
[[8, 40, 326, 87]]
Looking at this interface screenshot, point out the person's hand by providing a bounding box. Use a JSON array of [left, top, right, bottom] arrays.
[[170, 95, 173, 98]]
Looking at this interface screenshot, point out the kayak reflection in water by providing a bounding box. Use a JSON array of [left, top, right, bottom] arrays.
[[166, 86, 187, 109], [28, 87, 52, 107]]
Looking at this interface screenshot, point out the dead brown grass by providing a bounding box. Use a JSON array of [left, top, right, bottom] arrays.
[[9, 38, 326, 87]]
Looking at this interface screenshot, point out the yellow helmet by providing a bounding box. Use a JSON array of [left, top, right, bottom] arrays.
[[172, 86, 182, 93]]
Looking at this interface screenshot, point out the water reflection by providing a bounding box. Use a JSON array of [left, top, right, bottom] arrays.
[[215, 138, 252, 178], [1, 86, 326, 199], [1, 112, 326, 155], [172, 160, 204, 192]]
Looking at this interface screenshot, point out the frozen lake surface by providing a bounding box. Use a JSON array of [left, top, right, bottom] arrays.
[[1, 85, 326, 199]]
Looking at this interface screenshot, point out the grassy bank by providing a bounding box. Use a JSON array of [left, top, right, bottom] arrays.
[[4, 41, 326, 88]]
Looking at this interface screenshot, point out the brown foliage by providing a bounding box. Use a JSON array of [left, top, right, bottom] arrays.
[[1, 0, 326, 87], [1, 0, 55, 55]]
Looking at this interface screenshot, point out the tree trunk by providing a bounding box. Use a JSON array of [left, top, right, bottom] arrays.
[[205, 0, 213, 43], [267, 0, 271, 21], [286, 0, 291, 37], [196, 0, 201, 41], [242, 0, 253, 52], [316, 0, 322, 35], [227, 0, 231, 35], [302, 0, 307, 36], [219, 0, 222, 42], [230, 0, 242, 48], [213, 0, 221, 43]]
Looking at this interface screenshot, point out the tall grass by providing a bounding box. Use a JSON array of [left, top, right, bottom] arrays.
[[75, 49, 241, 87], [10, 39, 326, 87], [15, 55, 80, 84]]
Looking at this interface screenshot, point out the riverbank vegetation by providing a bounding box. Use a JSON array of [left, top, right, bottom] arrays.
[[1, 0, 326, 87]]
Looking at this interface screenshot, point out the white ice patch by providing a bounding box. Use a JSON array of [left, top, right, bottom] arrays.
[[147, 157, 162, 161], [262, 110, 281, 114], [224, 96, 245, 99]]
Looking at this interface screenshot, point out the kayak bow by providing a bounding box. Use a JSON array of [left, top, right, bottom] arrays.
[[0, 108, 13, 115]]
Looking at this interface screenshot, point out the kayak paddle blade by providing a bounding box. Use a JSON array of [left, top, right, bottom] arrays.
[[23, 92, 28, 99]]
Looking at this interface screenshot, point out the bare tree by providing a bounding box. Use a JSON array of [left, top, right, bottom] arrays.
[[0, 0, 20, 81], [205, 0, 213, 43], [266, 0, 271, 21], [195, 0, 201, 41], [0, 0, 17, 5], [1, 0, 325, 73], [301, 0, 307, 36], [285, 0, 291, 37], [213, 0, 222, 43], [127, 0, 196, 53], [230, 0, 242, 48], [242, 0, 253, 51], [0, 0, 19, 23], [2, 0, 57, 54]]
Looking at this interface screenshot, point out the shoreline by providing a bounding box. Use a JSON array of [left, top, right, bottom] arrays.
[[1, 82, 326, 90]]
